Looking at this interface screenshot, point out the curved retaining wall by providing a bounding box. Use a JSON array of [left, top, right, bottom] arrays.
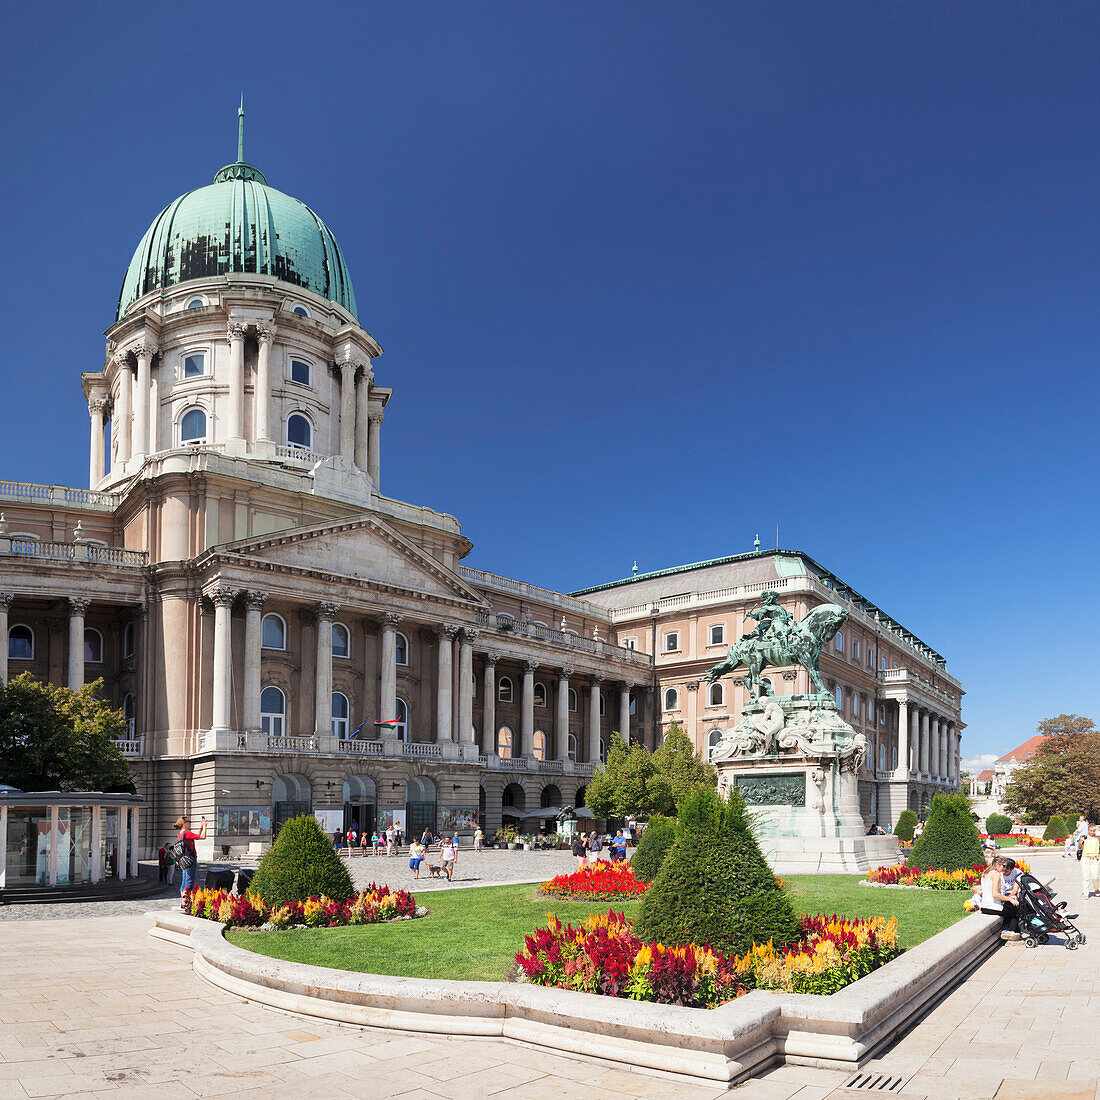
[[149, 910, 1001, 1086]]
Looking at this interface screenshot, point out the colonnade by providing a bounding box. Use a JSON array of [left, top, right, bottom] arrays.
[[96, 327, 385, 487], [0, 594, 101, 691], [895, 697, 961, 785]]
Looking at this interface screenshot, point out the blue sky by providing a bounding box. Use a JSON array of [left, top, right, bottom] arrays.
[[2, 2, 1098, 765]]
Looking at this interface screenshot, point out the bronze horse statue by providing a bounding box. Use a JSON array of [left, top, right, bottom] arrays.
[[703, 602, 849, 698]]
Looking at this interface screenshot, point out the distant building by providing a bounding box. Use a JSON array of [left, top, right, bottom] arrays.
[[990, 735, 1049, 806]]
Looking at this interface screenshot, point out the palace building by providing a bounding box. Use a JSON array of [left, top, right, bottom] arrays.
[[0, 118, 962, 868]]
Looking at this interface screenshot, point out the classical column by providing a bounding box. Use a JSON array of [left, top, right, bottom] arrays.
[[379, 613, 403, 724], [619, 684, 631, 743], [338, 360, 357, 464], [226, 322, 247, 442], [368, 409, 383, 487], [910, 706, 920, 773], [67, 597, 90, 690], [210, 587, 236, 731], [556, 668, 573, 761], [589, 675, 603, 764], [313, 602, 339, 736], [0, 593, 11, 686], [482, 652, 499, 755], [521, 661, 538, 758], [132, 342, 157, 457], [435, 624, 457, 741], [88, 398, 107, 486], [458, 628, 476, 742], [930, 716, 940, 781], [129, 806, 140, 876], [940, 720, 949, 782], [897, 698, 909, 777], [919, 711, 930, 778], [355, 365, 373, 472], [114, 355, 132, 464], [254, 325, 275, 442], [242, 591, 267, 731]]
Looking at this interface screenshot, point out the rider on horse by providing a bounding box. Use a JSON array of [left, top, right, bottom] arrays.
[[743, 590, 797, 651]]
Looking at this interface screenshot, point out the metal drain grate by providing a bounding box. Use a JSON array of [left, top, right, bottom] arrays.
[[843, 1072, 911, 1092]]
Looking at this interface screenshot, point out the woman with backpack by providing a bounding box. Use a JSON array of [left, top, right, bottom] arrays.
[[171, 814, 206, 908]]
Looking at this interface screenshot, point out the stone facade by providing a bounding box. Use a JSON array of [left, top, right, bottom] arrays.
[[574, 552, 965, 828]]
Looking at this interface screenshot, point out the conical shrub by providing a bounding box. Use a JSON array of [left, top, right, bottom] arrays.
[[248, 814, 355, 906], [632, 814, 676, 882], [894, 809, 918, 842], [985, 813, 1012, 838], [1042, 814, 1068, 841], [634, 787, 799, 955], [908, 793, 984, 871]]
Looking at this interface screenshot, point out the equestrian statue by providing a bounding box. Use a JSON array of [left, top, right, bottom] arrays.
[[702, 590, 848, 699]]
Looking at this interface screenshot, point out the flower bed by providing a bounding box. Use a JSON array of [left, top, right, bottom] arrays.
[[184, 883, 419, 928], [866, 859, 1030, 890], [514, 910, 900, 1007], [540, 861, 648, 901]]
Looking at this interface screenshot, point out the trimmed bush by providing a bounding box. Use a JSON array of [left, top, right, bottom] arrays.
[[631, 815, 677, 882], [985, 813, 1012, 837], [634, 787, 799, 956], [248, 814, 355, 907], [1042, 814, 1069, 841], [908, 794, 985, 872], [895, 810, 918, 842]]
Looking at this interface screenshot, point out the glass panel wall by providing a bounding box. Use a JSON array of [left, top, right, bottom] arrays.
[[4, 807, 50, 885], [100, 807, 119, 879], [62, 807, 93, 885]]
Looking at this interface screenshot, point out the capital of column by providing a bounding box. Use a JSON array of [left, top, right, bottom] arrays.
[[484, 650, 502, 667], [256, 324, 276, 345], [209, 586, 237, 608], [244, 591, 269, 611], [227, 322, 248, 341], [0, 593, 13, 612], [337, 358, 360, 378], [368, 409, 385, 424], [68, 597, 91, 615], [382, 611, 404, 628], [460, 626, 480, 643], [558, 666, 575, 681], [437, 623, 460, 641], [591, 673, 605, 685], [113, 351, 133, 371], [132, 341, 159, 360], [88, 396, 108, 417], [524, 660, 540, 674], [315, 601, 340, 622]]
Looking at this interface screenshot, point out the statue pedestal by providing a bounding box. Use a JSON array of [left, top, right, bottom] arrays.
[[713, 695, 899, 874]]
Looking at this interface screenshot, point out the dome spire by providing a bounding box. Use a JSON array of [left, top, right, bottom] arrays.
[[237, 95, 245, 163]]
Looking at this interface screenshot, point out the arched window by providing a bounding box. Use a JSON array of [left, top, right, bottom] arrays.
[[331, 691, 349, 738], [185, 296, 205, 310], [879, 742, 887, 771], [760, 675, 774, 697], [533, 730, 547, 760], [540, 784, 561, 808], [260, 687, 286, 737], [180, 407, 207, 444], [122, 621, 135, 659], [8, 624, 33, 661], [533, 682, 547, 707], [287, 413, 313, 449], [599, 694, 606, 717], [122, 693, 134, 736], [83, 628, 103, 664], [497, 726, 513, 758], [629, 693, 637, 716], [834, 684, 843, 709], [291, 304, 311, 318], [395, 632, 409, 665], [502, 782, 524, 809], [708, 681, 723, 707], [498, 676, 513, 703], [706, 729, 723, 762], [261, 614, 286, 650], [835, 630, 844, 653], [394, 697, 409, 742], [599, 737, 607, 764], [576, 785, 587, 807], [568, 688, 578, 712], [567, 733, 578, 762], [332, 622, 350, 658], [663, 687, 678, 711], [272, 773, 311, 836]]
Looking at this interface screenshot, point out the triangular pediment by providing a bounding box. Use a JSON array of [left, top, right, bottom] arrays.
[[220, 515, 485, 605]]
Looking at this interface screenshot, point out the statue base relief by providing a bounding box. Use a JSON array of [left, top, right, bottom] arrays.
[[713, 694, 899, 874]]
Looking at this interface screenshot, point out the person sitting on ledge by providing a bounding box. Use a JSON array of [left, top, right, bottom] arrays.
[[977, 855, 1020, 940]]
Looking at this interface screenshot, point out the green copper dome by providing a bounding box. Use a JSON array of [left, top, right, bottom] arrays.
[[116, 145, 358, 321]]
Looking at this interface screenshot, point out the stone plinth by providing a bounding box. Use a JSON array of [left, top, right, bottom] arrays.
[[713, 694, 899, 874]]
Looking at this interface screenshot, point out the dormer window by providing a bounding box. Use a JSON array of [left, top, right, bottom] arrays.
[[287, 413, 313, 450], [180, 408, 207, 444], [290, 359, 312, 386], [186, 296, 206, 310], [183, 353, 205, 378], [292, 304, 310, 318]]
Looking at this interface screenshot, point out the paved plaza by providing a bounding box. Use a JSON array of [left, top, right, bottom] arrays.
[[0, 850, 1097, 1099]]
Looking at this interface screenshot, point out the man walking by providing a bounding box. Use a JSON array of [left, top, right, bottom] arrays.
[[1083, 825, 1100, 899]]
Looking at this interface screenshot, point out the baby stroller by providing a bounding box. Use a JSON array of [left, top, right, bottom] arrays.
[[1014, 871, 1086, 950]]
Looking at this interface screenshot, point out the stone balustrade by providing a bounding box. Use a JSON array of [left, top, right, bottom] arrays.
[[0, 536, 147, 567]]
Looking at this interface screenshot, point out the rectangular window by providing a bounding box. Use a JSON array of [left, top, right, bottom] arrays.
[[835, 631, 844, 653], [290, 359, 312, 386], [708, 624, 725, 646], [664, 632, 679, 653], [879, 743, 886, 771], [622, 637, 637, 650], [851, 693, 859, 718], [892, 746, 898, 769], [879, 704, 886, 726], [868, 647, 874, 669], [852, 640, 860, 660], [880, 657, 887, 671], [183, 353, 205, 378]]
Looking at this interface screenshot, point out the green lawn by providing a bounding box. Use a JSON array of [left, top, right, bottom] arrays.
[[225, 876, 966, 981]]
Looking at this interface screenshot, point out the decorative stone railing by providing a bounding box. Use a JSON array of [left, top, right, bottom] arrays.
[[272, 444, 331, 467], [115, 737, 143, 757], [473, 611, 653, 669], [0, 480, 120, 511], [0, 537, 147, 567], [481, 754, 594, 777], [459, 565, 605, 618], [191, 730, 484, 764], [878, 668, 959, 709]]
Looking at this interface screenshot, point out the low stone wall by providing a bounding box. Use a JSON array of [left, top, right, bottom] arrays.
[[148, 910, 1001, 1087]]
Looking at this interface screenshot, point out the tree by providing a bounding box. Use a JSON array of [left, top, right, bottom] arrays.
[[635, 786, 799, 955], [908, 793, 985, 871], [0, 674, 132, 793], [631, 814, 676, 882], [985, 812, 1012, 837], [248, 814, 355, 906], [1042, 814, 1069, 841], [1004, 728, 1100, 823], [894, 809, 918, 842], [585, 724, 716, 820]]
